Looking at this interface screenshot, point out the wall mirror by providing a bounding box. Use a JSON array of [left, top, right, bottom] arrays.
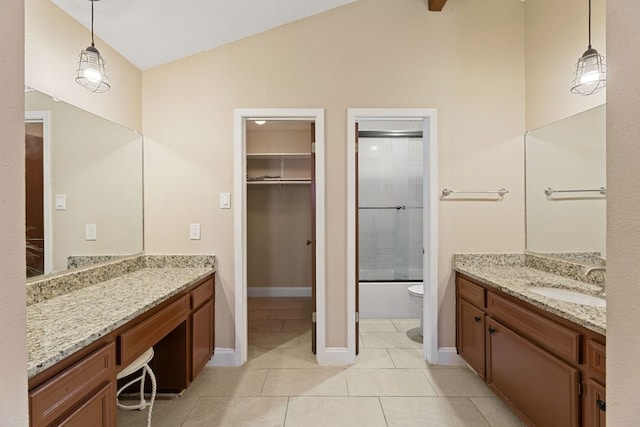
[[525, 104, 606, 266], [25, 89, 144, 279]]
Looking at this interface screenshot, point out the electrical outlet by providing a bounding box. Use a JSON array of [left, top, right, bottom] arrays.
[[85, 224, 97, 241], [190, 224, 201, 240]]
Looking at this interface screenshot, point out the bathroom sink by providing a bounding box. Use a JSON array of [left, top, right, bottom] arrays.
[[528, 287, 606, 308]]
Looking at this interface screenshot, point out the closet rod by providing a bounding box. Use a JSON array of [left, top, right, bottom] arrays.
[[359, 206, 406, 210], [358, 130, 423, 138]]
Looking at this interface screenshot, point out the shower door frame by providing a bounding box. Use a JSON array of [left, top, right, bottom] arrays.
[[347, 108, 439, 364]]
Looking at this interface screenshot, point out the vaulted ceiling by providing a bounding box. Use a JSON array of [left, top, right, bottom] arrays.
[[51, 0, 447, 70]]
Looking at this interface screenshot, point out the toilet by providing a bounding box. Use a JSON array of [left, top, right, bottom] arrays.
[[407, 284, 424, 336]]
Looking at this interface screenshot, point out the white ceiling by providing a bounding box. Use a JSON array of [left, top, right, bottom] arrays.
[[51, 0, 357, 70]]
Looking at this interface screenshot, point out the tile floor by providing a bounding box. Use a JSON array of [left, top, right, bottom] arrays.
[[118, 297, 524, 427]]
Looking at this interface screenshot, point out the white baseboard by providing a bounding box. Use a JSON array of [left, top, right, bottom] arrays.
[[316, 347, 353, 366], [437, 347, 466, 366], [208, 346, 462, 367], [247, 287, 312, 297], [207, 348, 242, 367]]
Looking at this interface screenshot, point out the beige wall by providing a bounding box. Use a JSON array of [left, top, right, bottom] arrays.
[[525, 0, 606, 130], [142, 0, 526, 349], [248, 186, 312, 289], [606, 0, 640, 423], [25, 0, 142, 131], [0, 0, 29, 424]]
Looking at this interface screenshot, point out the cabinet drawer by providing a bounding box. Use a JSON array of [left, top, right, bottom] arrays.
[[191, 278, 214, 309], [30, 342, 115, 427], [458, 276, 486, 308], [118, 295, 189, 368], [58, 381, 115, 427], [487, 292, 581, 364], [587, 339, 606, 382]]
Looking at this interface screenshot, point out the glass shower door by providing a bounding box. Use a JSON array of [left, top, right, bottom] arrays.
[[358, 134, 423, 282]]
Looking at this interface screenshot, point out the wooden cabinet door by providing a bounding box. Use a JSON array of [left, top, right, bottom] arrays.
[[486, 318, 580, 427], [30, 343, 115, 427], [191, 299, 214, 380], [457, 299, 486, 378], [58, 382, 115, 427], [587, 379, 606, 427]]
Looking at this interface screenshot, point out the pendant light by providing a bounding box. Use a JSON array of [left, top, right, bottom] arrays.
[[570, 0, 605, 96], [75, 0, 110, 93]]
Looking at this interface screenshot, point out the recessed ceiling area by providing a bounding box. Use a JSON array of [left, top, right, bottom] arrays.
[[51, 0, 358, 70]]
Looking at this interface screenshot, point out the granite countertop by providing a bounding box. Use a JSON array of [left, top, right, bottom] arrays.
[[27, 267, 214, 379], [455, 263, 606, 336]]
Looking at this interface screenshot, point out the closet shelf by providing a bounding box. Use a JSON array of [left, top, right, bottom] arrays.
[[246, 152, 311, 159], [247, 178, 311, 185]]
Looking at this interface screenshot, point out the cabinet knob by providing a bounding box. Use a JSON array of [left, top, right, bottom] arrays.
[[596, 399, 606, 411], [488, 326, 497, 335], [306, 240, 312, 246], [474, 316, 481, 323]]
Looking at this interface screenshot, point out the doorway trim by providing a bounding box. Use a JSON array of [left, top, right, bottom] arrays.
[[347, 108, 439, 364], [233, 108, 326, 366], [25, 110, 53, 275]]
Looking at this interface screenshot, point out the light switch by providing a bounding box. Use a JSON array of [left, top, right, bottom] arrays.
[[85, 224, 97, 241], [220, 192, 231, 209], [55, 194, 66, 210], [190, 223, 201, 240]]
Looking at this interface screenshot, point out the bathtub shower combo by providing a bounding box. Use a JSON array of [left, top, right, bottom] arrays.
[[358, 121, 424, 331]]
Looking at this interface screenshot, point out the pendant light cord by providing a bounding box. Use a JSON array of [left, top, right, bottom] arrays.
[[588, 0, 592, 49], [91, 0, 95, 47]]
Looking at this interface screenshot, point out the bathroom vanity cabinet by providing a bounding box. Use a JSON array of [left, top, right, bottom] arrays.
[[456, 273, 606, 427], [28, 274, 215, 426], [190, 277, 215, 381]]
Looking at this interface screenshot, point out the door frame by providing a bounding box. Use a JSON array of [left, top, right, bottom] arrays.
[[233, 108, 326, 365], [347, 108, 439, 364], [25, 110, 53, 274]]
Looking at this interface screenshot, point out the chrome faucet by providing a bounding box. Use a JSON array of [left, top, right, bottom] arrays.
[[580, 266, 606, 295]]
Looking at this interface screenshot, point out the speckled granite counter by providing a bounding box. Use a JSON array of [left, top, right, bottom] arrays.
[[454, 254, 606, 336], [27, 256, 215, 378]]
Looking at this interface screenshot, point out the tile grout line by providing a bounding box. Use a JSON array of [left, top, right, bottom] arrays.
[[392, 318, 401, 333], [377, 396, 390, 427], [419, 367, 440, 396], [386, 348, 398, 369], [259, 369, 271, 397], [178, 395, 203, 427], [468, 396, 497, 427], [282, 396, 291, 427]]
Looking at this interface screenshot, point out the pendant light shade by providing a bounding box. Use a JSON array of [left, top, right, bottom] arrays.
[[76, 0, 110, 93], [570, 0, 605, 96]]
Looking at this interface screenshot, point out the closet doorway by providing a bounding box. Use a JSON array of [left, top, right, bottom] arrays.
[[234, 109, 326, 366]]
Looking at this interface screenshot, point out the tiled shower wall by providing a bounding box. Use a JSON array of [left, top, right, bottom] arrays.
[[358, 134, 423, 281]]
